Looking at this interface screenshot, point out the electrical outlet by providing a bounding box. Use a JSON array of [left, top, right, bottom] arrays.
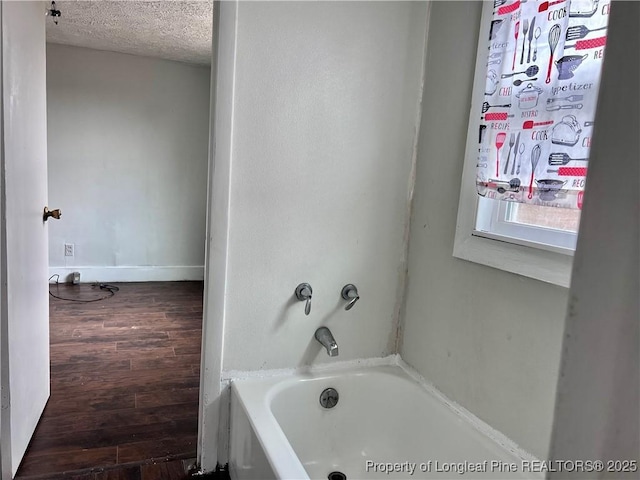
[[64, 243, 74, 257]]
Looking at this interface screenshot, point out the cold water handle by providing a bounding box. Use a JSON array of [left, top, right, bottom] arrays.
[[341, 284, 359, 311]]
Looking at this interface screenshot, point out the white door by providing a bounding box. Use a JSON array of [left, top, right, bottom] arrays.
[[0, 2, 50, 478]]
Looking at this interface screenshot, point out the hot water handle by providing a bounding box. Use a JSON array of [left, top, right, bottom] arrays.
[[295, 283, 312, 316]]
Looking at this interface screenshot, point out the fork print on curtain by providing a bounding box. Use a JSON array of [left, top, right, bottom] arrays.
[[477, 0, 610, 209]]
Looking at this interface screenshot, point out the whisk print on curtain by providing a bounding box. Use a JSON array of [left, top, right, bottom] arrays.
[[477, 0, 610, 209]]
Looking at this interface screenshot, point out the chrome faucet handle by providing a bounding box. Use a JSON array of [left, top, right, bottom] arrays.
[[341, 284, 360, 311], [295, 283, 312, 315]]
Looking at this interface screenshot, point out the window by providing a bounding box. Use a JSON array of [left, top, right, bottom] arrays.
[[454, 0, 609, 287], [475, 197, 580, 254]]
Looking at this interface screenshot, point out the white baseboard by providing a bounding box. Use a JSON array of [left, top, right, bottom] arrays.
[[49, 266, 204, 283]]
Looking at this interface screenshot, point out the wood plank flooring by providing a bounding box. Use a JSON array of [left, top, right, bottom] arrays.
[[15, 459, 225, 480], [16, 282, 204, 480], [22, 459, 190, 480]]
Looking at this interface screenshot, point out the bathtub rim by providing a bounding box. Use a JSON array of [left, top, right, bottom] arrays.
[[228, 355, 542, 479]]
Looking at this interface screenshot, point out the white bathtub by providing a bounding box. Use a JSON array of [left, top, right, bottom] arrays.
[[229, 361, 540, 480]]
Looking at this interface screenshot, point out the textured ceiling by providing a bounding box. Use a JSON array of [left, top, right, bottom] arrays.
[[46, 1, 213, 65]]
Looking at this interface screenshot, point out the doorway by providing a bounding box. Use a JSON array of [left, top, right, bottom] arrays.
[[12, 1, 213, 478]]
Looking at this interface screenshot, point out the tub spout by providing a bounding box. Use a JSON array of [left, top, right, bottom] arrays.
[[315, 327, 339, 357]]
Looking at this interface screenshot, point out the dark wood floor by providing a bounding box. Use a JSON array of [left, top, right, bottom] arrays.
[[16, 281, 204, 480], [29, 461, 226, 480], [39, 459, 193, 480]]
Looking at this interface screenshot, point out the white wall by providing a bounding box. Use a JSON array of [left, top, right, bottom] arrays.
[[46, 44, 210, 282], [199, 1, 428, 469], [400, 1, 567, 460], [548, 1, 639, 476], [218, 1, 428, 372]]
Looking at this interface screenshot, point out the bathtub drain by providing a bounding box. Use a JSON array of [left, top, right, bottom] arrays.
[[328, 472, 346, 480], [319, 388, 339, 409]]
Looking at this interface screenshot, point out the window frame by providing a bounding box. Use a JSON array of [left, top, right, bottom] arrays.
[[453, 0, 573, 288]]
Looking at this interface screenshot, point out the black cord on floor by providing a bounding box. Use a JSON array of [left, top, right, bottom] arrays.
[[48, 274, 119, 302]]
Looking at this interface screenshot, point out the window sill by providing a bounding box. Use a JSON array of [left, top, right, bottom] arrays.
[[453, 226, 572, 288], [473, 229, 575, 257]]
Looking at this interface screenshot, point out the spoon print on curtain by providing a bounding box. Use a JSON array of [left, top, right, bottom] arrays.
[[477, 0, 610, 209]]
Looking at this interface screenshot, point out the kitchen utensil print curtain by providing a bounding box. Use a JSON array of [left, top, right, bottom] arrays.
[[476, 0, 610, 209]]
